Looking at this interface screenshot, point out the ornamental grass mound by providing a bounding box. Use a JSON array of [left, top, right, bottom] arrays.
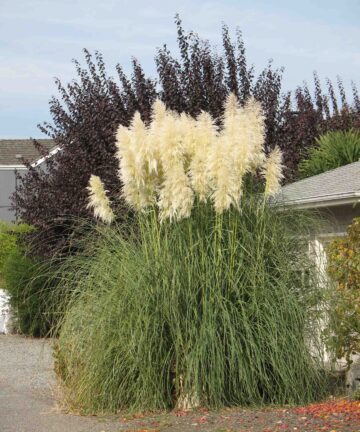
[[54, 95, 328, 413]]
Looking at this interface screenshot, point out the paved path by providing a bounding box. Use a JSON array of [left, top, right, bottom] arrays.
[[0, 335, 121, 432]]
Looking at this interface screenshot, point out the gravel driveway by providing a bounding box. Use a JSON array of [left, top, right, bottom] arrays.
[[0, 335, 121, 432]]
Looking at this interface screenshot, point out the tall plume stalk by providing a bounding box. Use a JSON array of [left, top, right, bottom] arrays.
[[90, 93, 283, 222]]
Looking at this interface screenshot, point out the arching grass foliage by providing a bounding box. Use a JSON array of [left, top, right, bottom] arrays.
[[54, 200, 328, 413]]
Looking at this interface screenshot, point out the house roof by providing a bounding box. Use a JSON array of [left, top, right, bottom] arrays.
[[0, 139, 55, 167], [278, 161, 360, 208]]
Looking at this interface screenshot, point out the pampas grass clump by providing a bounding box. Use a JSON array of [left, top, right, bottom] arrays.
[[54, 95, 327, 413], [55, 205, 326, 413]]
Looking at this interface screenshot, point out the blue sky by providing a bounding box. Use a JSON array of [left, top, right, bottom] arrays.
[[0, 0, 359, 138]]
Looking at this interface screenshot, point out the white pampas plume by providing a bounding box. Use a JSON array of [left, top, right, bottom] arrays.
[[207, 138, 238, 213], [129, 111, 148, 187], [189, 111, 217, 202], [87, 175, 115, 224], [116, 124, 140, 208], [262, 146, 284, 197], [213, 92, 251, 207], [222, 93, 248, 203], [216, 94, 266, 206], [151, 98, 167, 125], [177, 112, 197, 158], [116, 113, 157, 209], [113, 93, 270, 220], [158, 112, 182, 170], [157, 111, 194, 221], [147, 99, 167, 174], [158, 164, 194, 222], [223, 93, 240, 128], [243, 97, 266, 170]]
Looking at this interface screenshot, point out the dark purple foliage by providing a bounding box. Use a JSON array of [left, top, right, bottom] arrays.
[[13, 16, 360, 256]]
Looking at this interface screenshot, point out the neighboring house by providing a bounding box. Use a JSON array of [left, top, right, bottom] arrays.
[[0, 139, 56, 222], [277, 160, 360, 297], [278, 160, 360, 245], [278, 160, 360, 294], [278, 161, 360, 387]]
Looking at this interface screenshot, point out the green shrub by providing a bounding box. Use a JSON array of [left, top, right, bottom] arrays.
[[0, 221, 59, 336], [299, 130, 360, 178], [3, 250, 43, 335], [0, 221, 33, 284], [326, 217, 360, 366], [54, 201, 328, 413], [2, 248, 60, 336]]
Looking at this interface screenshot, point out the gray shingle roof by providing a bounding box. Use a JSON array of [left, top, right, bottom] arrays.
[[0, 139, 55, 166], [278, 161, 360, 208]]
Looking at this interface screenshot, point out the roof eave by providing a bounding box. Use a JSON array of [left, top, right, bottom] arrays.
[[31, 146, 60, 167], [0, 165, 27, 170], [279, 193, 360, 209]]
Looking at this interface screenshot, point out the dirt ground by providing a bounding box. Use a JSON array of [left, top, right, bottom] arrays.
[[114, 402, 360, 431], [1, 334, 359, 432]]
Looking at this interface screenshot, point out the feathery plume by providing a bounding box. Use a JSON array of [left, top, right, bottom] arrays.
[[116, 113, 157, 209], [147, 99, 167, 174], [158, 164, 194, 222], [157, 111, 194, 221], [116, 124, 142, 208], [113, 93, 269, 220], [87, 175, 115, 224], [219, 93, 251, 205], [243, 97, 266, 170], [129, 112, 148, 188], [223, 93, 240, 128], [158, 112, 182, 170], [151, 98, 167, 125], [207, 138, 238, 213], [189, 111, 217, 202], [262, 147, 284, 197], [177, 112, 198, 158]]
